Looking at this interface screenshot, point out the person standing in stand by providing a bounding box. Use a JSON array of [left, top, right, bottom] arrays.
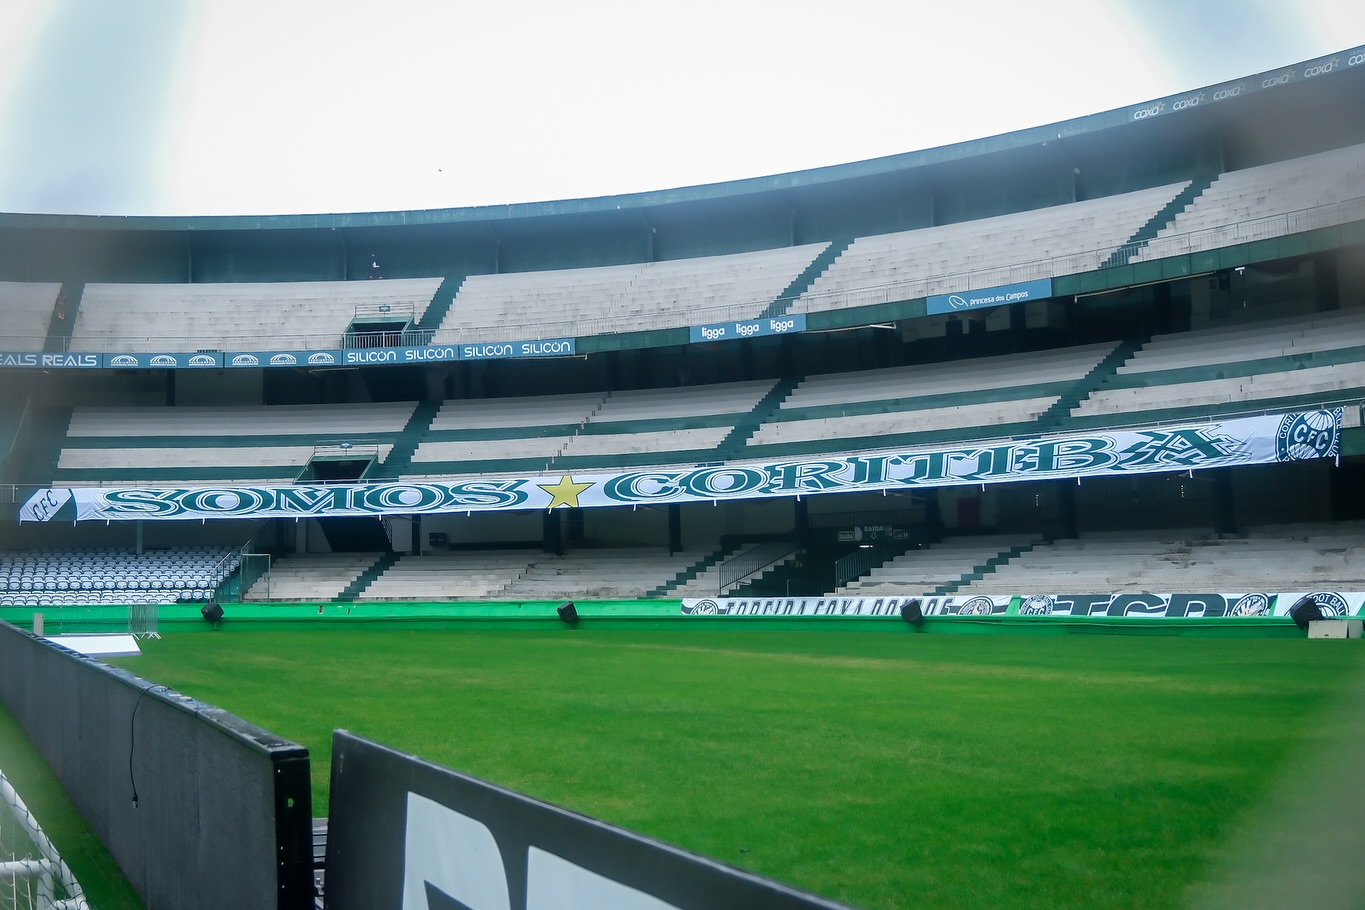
[[369, 253, 382, 279]]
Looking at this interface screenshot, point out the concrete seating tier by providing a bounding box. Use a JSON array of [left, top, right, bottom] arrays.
[[343, 548, 701, 600], [65, 402, 415, 438], [0, 281, 62, 351], [72, 277, 443, 353], [1134, 143, 1365, 262], [1118, 308, 1365, 374], [356, 551, 541, 600], [436, 243, 827, 341], [957, 523, 1365, 594], [55, 402, 414, 483], [794, 183, 1186, 313], [1073, 364, 1365, 418], [559, 426, 732, 459], [242, 552, 385, 601], [497, 548, 704, 599], [747, 397, 1057, 448], [410, 436, 569, 467], [427, 393, 605, 431], [777, 343, 1113, 411], [591, 380, 776, 422], [838, 535, 1042, 595], [411, 382, 777, 472]]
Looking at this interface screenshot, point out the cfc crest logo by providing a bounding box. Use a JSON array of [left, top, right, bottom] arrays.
[[1276, 411, 1339, 461]]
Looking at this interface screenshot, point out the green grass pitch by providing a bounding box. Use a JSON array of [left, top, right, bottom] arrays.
[[97, 625, 1363, 910]]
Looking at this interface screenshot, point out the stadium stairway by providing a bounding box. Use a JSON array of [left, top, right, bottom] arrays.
[[371, 400, 440, 478], [0, 395, 26, 478], [1098, 175, 1217, 270], [760, 238, 853, 319], [645, 542, 744, 598], [709, 379, 798, 462], [335, 552, 399, 601], [414, 274, 465, 332], [44, 281, 82, 352], [1033, 338, 1148, 432], [934, 539, 1047, 596], [18, 405, 73, 487], [726, 551, 811, 597]]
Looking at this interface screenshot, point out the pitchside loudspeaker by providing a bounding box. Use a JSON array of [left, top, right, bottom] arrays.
[[900, 599, 924, 629], [1288, 595, 1324, 631], [556, 602, 579, 627], [201, 602, 224, 623]]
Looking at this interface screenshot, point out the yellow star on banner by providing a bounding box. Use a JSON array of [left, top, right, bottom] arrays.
[[539, 474, 593, 510]]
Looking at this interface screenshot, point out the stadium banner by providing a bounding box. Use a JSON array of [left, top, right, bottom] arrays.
[[325, 730, 854, 910], [679, 593, 1365, 619], [226, 338, 576, 368], [104, 351, 224, 369], [1128, 44, 1365, 122], [19, 409, 1341, 522], [0, 339, 577, 372], [681, 595, 1012, 617], [0, 351, 101, 369], [925, 277, 1052, 315], [689, 313, 806, 343], [1013, 591, 1365, 618]]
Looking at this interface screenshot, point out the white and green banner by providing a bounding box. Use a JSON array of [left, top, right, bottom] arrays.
[[19, 409, 1341, 522], [681, 591, 1365, 619]]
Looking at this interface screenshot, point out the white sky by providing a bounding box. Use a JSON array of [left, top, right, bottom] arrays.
[[0, 0, 1363, 217]]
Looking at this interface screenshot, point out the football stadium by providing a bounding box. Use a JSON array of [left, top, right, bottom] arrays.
[[3, 42, 1365, 910]]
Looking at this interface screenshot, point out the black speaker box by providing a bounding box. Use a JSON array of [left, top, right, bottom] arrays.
[[1288, 595, 1323, 631], [900, 599, 924, 628], [556, 602, 579, 626], [201, 602, 225, 623]]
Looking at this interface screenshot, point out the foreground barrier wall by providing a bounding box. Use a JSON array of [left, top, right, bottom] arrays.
[[0, 621, 314, 910]]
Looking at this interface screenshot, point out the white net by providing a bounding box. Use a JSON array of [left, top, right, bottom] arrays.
[[0, 770, 88, 910]]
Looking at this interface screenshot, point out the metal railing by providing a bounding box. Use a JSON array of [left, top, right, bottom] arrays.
[[2, 194, 1361, 355], [717, 539, 799, 594], [832, 547, 897, 590]]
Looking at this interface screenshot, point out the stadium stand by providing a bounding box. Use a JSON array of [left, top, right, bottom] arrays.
[[837, 534, 1044, 596], [0, 545, 238, 605], [1070, 308, 1365, 422], [791, 183, 1188, 313], [0, 281, 62, 351], [743, 343, 1116, 454], [1134, 143, 1365, 262], [242, 552, 387, 602], [54, 402, 415, 484], [3, 52, 1365, 616], [406, 381, 777, 475], [435, 244, 827, 341], [955, 523, 1365, 595], [496, 548, 706, 599], [71, 278, 444, 353], [354, 551, 540, 600]]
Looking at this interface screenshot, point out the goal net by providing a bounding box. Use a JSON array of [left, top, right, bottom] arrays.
[[0, 769, 87, 910]]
